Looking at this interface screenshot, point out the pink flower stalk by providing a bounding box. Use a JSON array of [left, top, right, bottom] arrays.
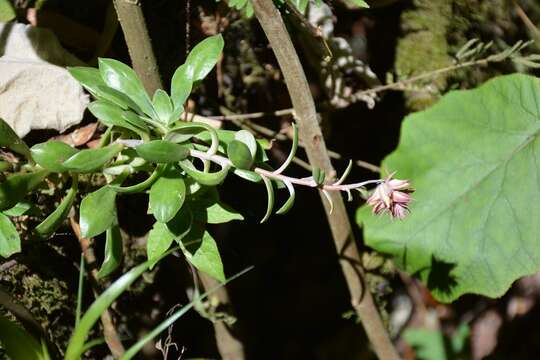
[[367, 173, 414, 220]]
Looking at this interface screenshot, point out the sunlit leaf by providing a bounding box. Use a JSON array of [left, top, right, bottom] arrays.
[[184, 34, 224, 82], [235, 130, 257, 157], [135, 140, 190, 163], [88, 101, 147, 134], [227, 140, 253, 170], [0, 0, 16, 22], [149, 167, 186, 223], [146, 222, 175, 267], [178, 159, 229, 186], [170, 64, 192, 111], [80, 186, 117, 238], [359, 74, 540, 302], [181, 224, 225, 282], [31, 141, 78, 172], [62, 144, 123, 173], [152, 89, 173, 124], [98, 58, 154, 116]]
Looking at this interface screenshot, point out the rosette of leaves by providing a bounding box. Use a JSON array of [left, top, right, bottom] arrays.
[[0, 34, 300, 284]]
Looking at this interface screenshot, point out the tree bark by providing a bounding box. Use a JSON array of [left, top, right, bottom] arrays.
[[252, 1, 400, 359]]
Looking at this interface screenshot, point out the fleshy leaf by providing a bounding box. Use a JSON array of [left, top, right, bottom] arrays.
[[181, 224, 225, 282], [184, 34, 224, 82], [80, 186, 117, 238], [31, 141, 78, 172], [0, 118, 32, 161], [358, 74, 540, 302], [178, 159, 229, 186], [0, 170, 48, 211], [152, 89, 173, 124], [35, 176, 78, 237], [227, 140, 253, 170], [88, 101, 147, 134], [147, 222, 175, 267], [0, 213, 20, 258], [135, 140, 190, 163], [98, 58, 154, 116], [235, 130, 257, 157], [96, 225, 123, 279], [62, 144, 123, 173], [149, 167, 186, 223], [170, 64, 192, 111], [0, 314, 50, 360]]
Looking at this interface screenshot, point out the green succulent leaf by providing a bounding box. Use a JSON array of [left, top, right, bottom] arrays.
[[3, 202, 32, 217], [235, 130, 257, 157], [227, 140, 254, 170], [62, 144, 123, 173], [276, 181, 295, 215], [178, 159, 230, 186], [98, 58, 154, 116], [149, 167, 186, 223], [233, 168, 262, 183], [181, 224, 225, 282], [170, 64, 192, 112], [135, 140, 190, 163], [184, 34, 224, 82], [96, 224, 123, 279], [35, 176, 78, 237], [0, 213, 20, 258], [80, 186, 117, 238], [152, 89, 173, 124], [0, 314, 50, 360], [0, 170, 48, 211], [31, 141, 78, 172], [146, 222, 175, 267], [88, 101, 147, 135], [260, 176, 274, 223], [206, 202, 244, 224], [68, 67, 142, 112], [358, 74, 540, 302], [0, 118, 32, 161]]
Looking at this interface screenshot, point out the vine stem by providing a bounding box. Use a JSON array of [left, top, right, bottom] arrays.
[[251, 0, 401, 358], [188, 149, 382, 191]]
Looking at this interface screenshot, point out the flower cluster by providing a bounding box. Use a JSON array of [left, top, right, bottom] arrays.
[[367, 173, 414, 220]]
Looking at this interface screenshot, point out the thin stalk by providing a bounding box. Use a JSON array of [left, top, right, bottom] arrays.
[[76, 253, 85, 327], [251, 1, 400, 359]]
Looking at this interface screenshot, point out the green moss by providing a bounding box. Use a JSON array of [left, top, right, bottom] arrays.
[[395, 0, 452, 110]]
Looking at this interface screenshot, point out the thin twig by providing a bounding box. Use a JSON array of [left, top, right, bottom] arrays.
[[230, 115, 381, 173], [251, 1, 400, 358], [206, 55, 497, 122], [69, 217, 126, 358], [514, 1, 540, 44]]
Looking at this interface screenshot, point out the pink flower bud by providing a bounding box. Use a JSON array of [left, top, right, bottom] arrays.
[[367, 172, 414, 219]]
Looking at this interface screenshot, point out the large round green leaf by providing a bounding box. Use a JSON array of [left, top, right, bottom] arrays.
[[357, 74, 540, 302]]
